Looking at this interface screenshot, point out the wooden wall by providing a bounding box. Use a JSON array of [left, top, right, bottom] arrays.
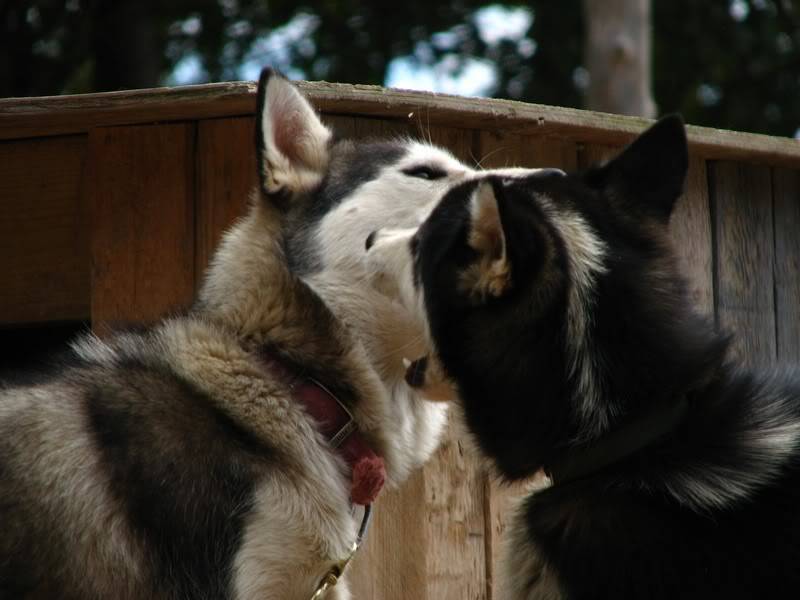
[[2, 84, 800, 599]]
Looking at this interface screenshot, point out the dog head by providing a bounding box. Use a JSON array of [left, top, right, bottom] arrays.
[[246, 69, 484, 479], [366, 116, 725, 478]]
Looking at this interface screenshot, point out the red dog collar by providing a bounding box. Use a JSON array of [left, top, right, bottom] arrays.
[[259, 352, 386, 505]]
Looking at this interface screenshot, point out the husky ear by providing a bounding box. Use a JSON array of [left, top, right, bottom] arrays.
[[586, 114, 688, 223], [255, 68, 332, 203], [461, 180, 512, 301]]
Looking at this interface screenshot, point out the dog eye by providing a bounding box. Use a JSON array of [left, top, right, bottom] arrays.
[[402, 165, 447, 181]]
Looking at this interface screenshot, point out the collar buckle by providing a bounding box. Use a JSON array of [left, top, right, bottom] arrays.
[[307, 376, 356, 449]]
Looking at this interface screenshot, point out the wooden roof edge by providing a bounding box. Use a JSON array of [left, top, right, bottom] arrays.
[[1, 80, 798, 168]]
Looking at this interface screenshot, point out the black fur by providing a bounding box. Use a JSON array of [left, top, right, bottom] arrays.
[[414, 174, 574, 478], [415, 116, 800, 598], [0, 346, 276, 599], [85, 359, 271, 599]]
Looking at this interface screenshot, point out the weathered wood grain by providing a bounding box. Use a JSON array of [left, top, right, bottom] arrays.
[[709, 161, 776, 367], [669, 158, 714, 315], [323, 114, 358, 139], [772, 167, 800, 363], [195, 117, 257, 282], [3, 82, 800, 168], [478, 132, 578, 172], [0, 135, 89, 324], [88, 124, 196, 326], [0, 83, 257, 142]]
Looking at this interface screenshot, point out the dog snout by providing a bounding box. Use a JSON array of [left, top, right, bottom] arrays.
[[365, 230, 378, 251], [536, 168, 566, 177]]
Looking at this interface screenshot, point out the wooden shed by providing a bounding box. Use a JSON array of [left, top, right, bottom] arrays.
[[1, 82, 800, 599]]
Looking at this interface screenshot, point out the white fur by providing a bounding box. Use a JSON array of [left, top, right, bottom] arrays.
[[661, 377, 800, 511], [535, 195, 609, 437], [232, 476, 355, 600], [314, 141, 469, 279], [303, 140, 471, 481]]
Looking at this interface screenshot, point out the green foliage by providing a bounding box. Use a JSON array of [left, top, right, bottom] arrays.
[[2, 0, 799, 137], [653, 0, 800, 137]]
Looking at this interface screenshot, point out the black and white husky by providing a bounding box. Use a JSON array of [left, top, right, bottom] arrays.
[[366, 116, 800, 599], [0, 70, 537, 599]]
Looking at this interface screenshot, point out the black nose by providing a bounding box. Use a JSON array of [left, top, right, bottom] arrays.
[[365, 231, 377, 251]]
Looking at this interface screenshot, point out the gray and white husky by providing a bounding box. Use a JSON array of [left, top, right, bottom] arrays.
[[0, 69, 501, 599], [366, 116, 800, 599]]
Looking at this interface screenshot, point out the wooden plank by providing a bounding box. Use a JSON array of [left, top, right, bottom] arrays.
[[0, 135, 89, 324], [88, 124, 196, 326], [354, 115, 412, 139], [669, 158, 714, 314], [772, 168, 800, 362], [195, 117, 257, 281], [3, 82, 800, 168], [323, 114, 358, 139], [305, 86, 800, 168], [350, 472, 429, 600], [0, 83, 257, 141], [477, 131, 579, 599], [478, 132, 578, 172], [422, 425, 487, 600], [709, 161, 776, 367]]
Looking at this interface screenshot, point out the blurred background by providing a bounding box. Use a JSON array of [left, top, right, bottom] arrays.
[[2, 0, 799, 137]]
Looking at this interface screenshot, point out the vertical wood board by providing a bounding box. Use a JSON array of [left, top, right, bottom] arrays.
[[772, 168, 800, 363], [709, 161, 775, 367], [0, 135, 89, 324], [89, 123, 196, 326], [195, 117, 257, 282], [669, 157, 715, 315]]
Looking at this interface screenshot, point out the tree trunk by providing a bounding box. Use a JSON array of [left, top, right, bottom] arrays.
[[583, 0, 656, 118]]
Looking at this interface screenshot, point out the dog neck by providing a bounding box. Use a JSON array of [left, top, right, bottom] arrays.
[[258, 349, 386, 505], [545, 396, 689, 486]]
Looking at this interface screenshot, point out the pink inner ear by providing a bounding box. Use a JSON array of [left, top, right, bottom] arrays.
[[272, 108, 304, 165]]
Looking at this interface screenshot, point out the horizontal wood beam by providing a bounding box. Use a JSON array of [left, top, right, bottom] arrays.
[[2, 81, 799, 168]]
